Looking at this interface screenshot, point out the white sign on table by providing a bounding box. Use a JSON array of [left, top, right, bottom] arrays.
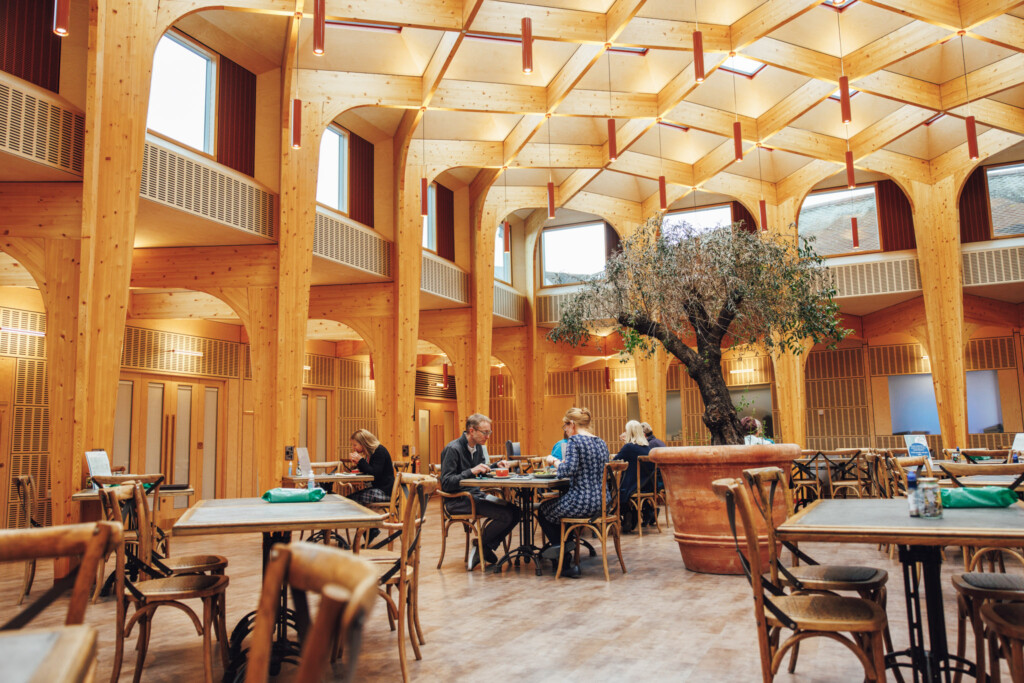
[[1010, 433, 1024, 454], [903, 435, 931, 460], [296, 447, 311, 476], [85, 450, 112, 490]]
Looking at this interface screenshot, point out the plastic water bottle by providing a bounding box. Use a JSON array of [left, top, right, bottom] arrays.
[[307, 471, 316, 491], [907, 471, 920, 517], [288, 463, 293, 477], [953, 448, 961, 463]]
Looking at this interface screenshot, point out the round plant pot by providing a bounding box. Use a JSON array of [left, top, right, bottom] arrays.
[[649, 443, 798, 575]]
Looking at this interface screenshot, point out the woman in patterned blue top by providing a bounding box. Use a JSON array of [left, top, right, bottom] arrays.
[[538, 407, 610, 578]]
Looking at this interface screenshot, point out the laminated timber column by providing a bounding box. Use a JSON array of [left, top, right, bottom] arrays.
[[770, 341, 811, 447], [469, 176, 500, 416], [906, 176, 968, 448], [391, 161, 423, 454], [76, 0, 158, 472], [522, 209, 548, 456], [633, 346, 667, 440]]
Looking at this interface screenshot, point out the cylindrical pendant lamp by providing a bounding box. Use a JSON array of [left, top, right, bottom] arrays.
[[607, 119, 618, 161], [53, 0, 70, 36], [658, 176, 668, 210], [693, 31, 704, 83], [845, 150, 856, 188], [733, 121, 743, 162], [522, 18, 533, 74], [759, 199, 768, 232], [966, 115, 979, 160], [313, 0, 325, 55], [839, 76, 852, 124], [547, 181, 556, 218], [291, 99, 302, 149]]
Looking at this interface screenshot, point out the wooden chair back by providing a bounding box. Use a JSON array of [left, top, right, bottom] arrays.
[[14, 474, 40, 528], [505, 440, 521, 456], [742, 467, 800, 584], [99, 482, 156, 566], [938, 462, 1024, 490], [893, 455, 933, 486], [603, 461, 628, 520], [962, 449, 1010, 463], [0, 522, 123, 627], [310, 461, 342, 474], [245, 542, 378, 683]]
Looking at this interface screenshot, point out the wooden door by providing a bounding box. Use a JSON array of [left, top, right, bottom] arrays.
[[301, 389, 333, 462]]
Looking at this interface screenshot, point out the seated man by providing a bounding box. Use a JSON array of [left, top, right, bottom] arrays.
[[440, 413, 521, 570]]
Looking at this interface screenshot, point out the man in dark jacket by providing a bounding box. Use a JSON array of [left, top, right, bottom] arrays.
[[440, 413, 520, 570]]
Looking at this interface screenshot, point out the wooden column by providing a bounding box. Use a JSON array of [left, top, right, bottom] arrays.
[[908, 176, 968, 448], [770, 342, 811, 447], [391, 163, 423, 456], [469, 200, 497, 416], [633, 346, 668, 439]]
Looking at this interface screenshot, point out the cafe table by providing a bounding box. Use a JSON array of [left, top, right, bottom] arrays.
[[937, 474, 1024, 491], [462, 474, 568, 575], [0, 624, 97, 683], [777, 498, 1024, 682], [173, 495, 385, 678], [280, 472, 373, 488]]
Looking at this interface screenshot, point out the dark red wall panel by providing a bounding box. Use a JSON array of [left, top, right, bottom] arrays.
[[216, 56, 256, 176], [436, 182, 455, 262], [877, 179, 916, 251], [1, 0, 62, 93], [731, 201, 757, 234], [348, 131, 374, 227], [959, 166, 990, 244]]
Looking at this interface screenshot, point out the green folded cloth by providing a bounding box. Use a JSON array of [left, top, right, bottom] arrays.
[[940, 486, 1018, 508], [262, 487, 326, 503]]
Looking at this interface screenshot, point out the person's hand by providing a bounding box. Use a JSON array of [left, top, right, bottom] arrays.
[[471, 463, 490, 476], [545, 455, 557, 466], [496, 459, 511, 469], [348, 452, 362, 464]]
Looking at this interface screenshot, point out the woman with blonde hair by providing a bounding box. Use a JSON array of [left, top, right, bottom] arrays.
[[538, 407, 610, 578], [614, 419, 652, 533], [347, 428, 395, 505]]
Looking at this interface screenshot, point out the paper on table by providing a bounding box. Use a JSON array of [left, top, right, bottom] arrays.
[[85, 450, 112, 490], [297, 447, 311, 476]]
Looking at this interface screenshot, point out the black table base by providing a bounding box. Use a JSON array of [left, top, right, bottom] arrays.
[[493, 487, 545, 575], [222, 531, 301, 682], [885, 545, 978, 683]]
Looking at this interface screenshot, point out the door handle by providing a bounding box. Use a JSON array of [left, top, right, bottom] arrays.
[[162, 415, 170, 474]]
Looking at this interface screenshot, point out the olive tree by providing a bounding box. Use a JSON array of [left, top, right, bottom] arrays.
[[547, 213, 848, 445]]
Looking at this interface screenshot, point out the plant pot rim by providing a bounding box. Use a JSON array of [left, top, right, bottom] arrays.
[[648, 443, 801, 466]]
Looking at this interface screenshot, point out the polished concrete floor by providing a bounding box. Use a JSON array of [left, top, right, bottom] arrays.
[[0, 499, 1013, 681]]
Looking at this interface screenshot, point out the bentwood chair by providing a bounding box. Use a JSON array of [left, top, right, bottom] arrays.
[[556, 460, 628, 581], [792, 451, 826, 508], [356, 474, 436, 683], [952, 547, 1024, 683], [101, 483, 229, 683], [712, 478, 888, 682], [245, 542, 378, 683], [630, 455, 661, 536], [92, 473, 171, 557], [13, 474, 42, 605], [743, 467, 894, 673], [981, 602, 1024, 683], [436, 484, 488, 572], [505, 440, 521, 457], [821, 449, 867, 498]]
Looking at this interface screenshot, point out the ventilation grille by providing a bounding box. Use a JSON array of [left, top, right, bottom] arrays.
[[121, 327, 240, 378], [0, 309, 46, 359], [303, 354, 334, 388], [140, 142, 275, 239], [15, 358, 47, 405], [493, 282, 526, 323], [828, 257, 921, 298], [0, 81, 85, 175], [537, 292, 577, 325], [869, 343, 930, 376], [338, 359, 376, 445], [7, 454, 51, 529], [416, 370, 457, 399], [962, 245, 1024, 286], [314, 210, 391, 278], [421, 254, 470, 304], [965, 337, 1015, 370]]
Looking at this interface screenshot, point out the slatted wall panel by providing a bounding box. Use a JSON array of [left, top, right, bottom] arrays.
[[545, 370, 576, 397], [805, 347, 871, 452], [968, 433, 1013, 448], [121, 327, 240, 378], [302, 354, 334, 388], [959, 165, 990, 244], [338, 358, 377, 440], [577, 367, 631, 446], [0, 0, 62, 93], [680, 368, 709, 446], [243, 344, 252, 380], [869, 343, 930, 376], [488, 374, 518, 450], [876, 433, 943, 453], [415, 371, 457, 400], [0, 309, 45, 357], [965, 337, 1015, 370]]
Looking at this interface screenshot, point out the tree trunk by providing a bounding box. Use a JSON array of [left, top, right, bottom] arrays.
[[689, 361, 744, 445]]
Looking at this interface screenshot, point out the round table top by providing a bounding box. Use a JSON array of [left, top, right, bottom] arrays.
[[461, 474, 567, 488]]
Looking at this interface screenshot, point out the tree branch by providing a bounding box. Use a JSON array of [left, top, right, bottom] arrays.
[[619, 313, 700, 370], [711, 291, 743, 346]]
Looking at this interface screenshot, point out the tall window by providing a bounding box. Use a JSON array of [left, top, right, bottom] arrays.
[[147, 33, 216, 154], [987, 163, 1024, 238], [422, 183, 437, 250], [662, 205, 732, 240], [317, 126, 349, 213], [798, 186, 880, 256], [494, 222, 512, 283], [541, 222, 608, 286]]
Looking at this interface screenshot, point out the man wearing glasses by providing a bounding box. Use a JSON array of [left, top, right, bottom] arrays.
[[439, 413, 520, 570]]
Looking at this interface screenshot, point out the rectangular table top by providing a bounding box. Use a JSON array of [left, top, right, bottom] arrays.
[[778, 498, 1024, 547], [1, 625, 96, 683], [281, 473, 373, 485], [938, 475, 1024, 490], [172, 494, 385, 536], [462, 475, 568, 489], [72, 486, 195, 501]]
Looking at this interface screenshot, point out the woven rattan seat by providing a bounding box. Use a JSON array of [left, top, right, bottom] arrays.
[[772, 594, 887, 632], [961, 572, 1024, 592], [783, 564, 885, 587]]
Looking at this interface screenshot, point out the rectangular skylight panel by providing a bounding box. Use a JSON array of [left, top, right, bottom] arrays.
[[719, 55, 765, 78], [828, 88, 859, 101]]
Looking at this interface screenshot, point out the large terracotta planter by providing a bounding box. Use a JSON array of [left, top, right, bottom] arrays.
[[650, 443, 798, 575]]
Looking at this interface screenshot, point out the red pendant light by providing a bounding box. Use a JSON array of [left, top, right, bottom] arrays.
[[607, 118, 618, 161], [497, 373, 505, 397], [503, 220, 511, 253], [759, 199, 768, 232], [966, 115, 979, 160], [420, 177, 429, 216], [521, 18, 533, 74], [693, 30, 704, 83], [313, 0, 326, 55], [604, 366, 611, 391], [659, 176, 668, 210], [845, 150, 856, 189], [291, 99, 302, 149], [547, 181, 556, 219], [851, 217, 859, 249], [839, 76, 852, 125], [442, 363, 449, 389], [369, 357, 375, 381], [53, 0, 70, 36], [733, 121, 743, 163]]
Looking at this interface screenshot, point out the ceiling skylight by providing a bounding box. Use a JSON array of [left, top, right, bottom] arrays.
[[719, 55, 766, 78], [824, 0, 858, 10], [828, 88, 859, 101]]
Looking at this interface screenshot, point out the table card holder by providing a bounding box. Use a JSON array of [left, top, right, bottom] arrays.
[[903, 434, 931, 461], [85, 450, 112, 490], [296, 447, 311, 477], [1010, 433, 1024, 456]]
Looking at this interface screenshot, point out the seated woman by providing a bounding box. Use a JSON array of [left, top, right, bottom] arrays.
[[537, 407, 609, 579], [614, 420, 652, 533], [741, 416, 774, 445], [347, 428, 395, 505]]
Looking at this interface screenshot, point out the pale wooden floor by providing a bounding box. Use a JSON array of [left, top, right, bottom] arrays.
[[0, 500, 1012, 682]]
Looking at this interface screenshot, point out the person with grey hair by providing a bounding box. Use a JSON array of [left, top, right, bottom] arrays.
[[640, 422, 667, 451], [440, 413, 520, 570]]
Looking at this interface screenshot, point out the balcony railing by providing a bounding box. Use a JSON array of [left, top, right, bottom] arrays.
[[421, 251, 470, 304], [493, 281, 526, 323], [314, 208, 391, 278], [0, 75, 84, 176]]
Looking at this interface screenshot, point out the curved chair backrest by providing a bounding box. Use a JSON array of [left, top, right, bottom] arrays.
[[742, 467, 793, 584], [14, 474, 39, 529], [92, 473, 165, 526], [603, 461, 628, 519], [98, 482, 156, 565], [0, 521, 123, 627], [939, 462, 1024, 491], [245, 543, 378, 683], [310, 461, 342, 474], [505, 441, 521, 457]]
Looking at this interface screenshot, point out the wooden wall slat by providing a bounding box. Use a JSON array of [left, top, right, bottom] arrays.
[[348, 131, 374, 227], [877, 179, 916, 251], [959, 166, 990, 244], [0, 0, 61, 93], [215, 56, 256, 177], [435, 182, 455, 262]]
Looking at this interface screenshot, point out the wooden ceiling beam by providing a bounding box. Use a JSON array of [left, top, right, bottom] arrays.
[[546, 44, 606, 112], [930, 127, 1023, 181], [850, 104, 935, 157], [129, 291, 238, 320], [502, 114, 546, 167], [421, 30, 468, 107], [616, 18, 731, 52], [963, 293, 1020, 328], [308, 282, 394, 319], [516, 142, 606, 168], [960, 0, 1024, 30], [862, 296, 926, 338], [558, 90, 659, 118], [428, 80, 547, 114], [940, 52, 1024, 110], [858, 1, 962, 30], [738, 37, 841, 82], [693, 139, 742, 186], [0, 183, 82, 239], [766, 127, 845, 162], [609, 150, 694, 186], [966, 13, 1024, 53], [703, 171, 778, 205], [730, 0, 822, 52], [131, 246, 279, 289], [468, 0, 607, 43], [858, 149, 932, 184], [556, 170, 602, 205], [756, 79, 836, 140], [605, 0, 647, 42], [843, 22, 951, 81], [776, 158, 840, 203], [563, 191, 642, 228], [663, 101, 758, 139], [852, 69, 943, 110], [299, 69, 421, 109], [948, 98, 1024, 136]]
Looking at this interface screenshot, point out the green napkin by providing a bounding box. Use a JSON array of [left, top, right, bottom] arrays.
[[262, 487, 326, 503], [940, 486, 1017, 508]]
